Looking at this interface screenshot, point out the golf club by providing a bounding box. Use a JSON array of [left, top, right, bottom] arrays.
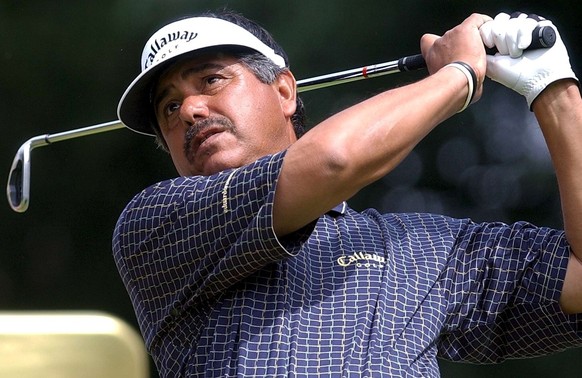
[[5, 54, 427, 213], [6, 25, 555, 213]]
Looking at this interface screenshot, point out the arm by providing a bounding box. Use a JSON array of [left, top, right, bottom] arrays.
[[533, 82, 582, 313], [482, 13, 582, 313], [273, 14, 491, 236]]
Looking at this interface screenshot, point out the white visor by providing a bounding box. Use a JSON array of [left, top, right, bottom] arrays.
[[117, 16, 287, 136]]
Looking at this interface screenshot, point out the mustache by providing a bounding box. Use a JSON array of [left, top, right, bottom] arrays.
[[183, 116, 236, 158]]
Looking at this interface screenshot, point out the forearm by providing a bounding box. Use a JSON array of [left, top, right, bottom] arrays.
[[534, 80, 582, 313], [312, 65, 468, 189], [534, 81, 582, 254], [272, 13, 490, 237], [274, 65, 470, 236]]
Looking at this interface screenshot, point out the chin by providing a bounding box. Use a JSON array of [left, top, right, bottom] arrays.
[[206, 154, 259, 176], [200, 160, 238, 176]]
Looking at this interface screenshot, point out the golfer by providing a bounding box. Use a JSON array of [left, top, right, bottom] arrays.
[[113, 10, 582, 377]]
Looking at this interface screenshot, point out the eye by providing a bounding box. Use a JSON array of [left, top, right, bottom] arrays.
[[164, 101, 181, 117], [204, 75, 223, 87], [204, 74, 225, 89]]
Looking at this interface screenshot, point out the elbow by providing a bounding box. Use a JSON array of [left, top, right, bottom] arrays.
[[315, 137, 371, 192]]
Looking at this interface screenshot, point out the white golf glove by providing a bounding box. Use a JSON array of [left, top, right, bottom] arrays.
[[480, 12, 578, 109]]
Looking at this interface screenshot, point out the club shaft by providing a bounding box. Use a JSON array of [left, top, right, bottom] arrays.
[[6, 54, 426, 213], [36, 54, 427, 146], [7, 23, 558, 213], [10, 53, 422, 152], [16, 22, 554, 149], [297, 54, 425, 92], [44, 120, 125, 144]]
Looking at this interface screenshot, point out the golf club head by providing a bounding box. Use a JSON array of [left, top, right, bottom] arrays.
[[7, 136, 49, 213], [6, 121, 125, 213], [7, 142, 30, 213]]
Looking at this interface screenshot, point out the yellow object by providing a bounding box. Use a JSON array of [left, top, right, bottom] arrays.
[[0, 311, 148, 378]]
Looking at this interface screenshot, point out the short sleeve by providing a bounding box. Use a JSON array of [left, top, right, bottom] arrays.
[[112, 151, 294, 347], [438, 220, 582, 362]]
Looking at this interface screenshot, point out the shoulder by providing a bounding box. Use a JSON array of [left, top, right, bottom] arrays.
[[129, 151, 288, 209], [355, 209, 472, 237]]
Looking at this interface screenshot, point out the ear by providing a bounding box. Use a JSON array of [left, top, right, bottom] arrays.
[[275, 69, 297, 119]]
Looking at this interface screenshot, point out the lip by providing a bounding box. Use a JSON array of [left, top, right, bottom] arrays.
[[189, 126, 225, 159]]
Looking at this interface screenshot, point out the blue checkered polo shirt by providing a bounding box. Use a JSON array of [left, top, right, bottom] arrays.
[[113, 150, 582, 377]]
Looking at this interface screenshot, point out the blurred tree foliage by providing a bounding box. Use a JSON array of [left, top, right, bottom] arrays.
[[1, 1, 580, 377]]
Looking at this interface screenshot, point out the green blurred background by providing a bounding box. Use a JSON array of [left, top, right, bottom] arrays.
[[1, 0, 581, 376]]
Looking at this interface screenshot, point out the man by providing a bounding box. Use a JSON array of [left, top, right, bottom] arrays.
[[113, 9, 582, 377]]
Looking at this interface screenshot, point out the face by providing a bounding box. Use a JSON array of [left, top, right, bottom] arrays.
[[153, 53, 298, 176]]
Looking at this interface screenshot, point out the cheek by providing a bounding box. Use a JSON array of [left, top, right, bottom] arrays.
[[163, 130, 190, 174], [168, 147, 189, 176], [238, 89, 286, 131]]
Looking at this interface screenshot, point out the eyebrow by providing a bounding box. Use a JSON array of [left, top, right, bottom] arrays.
[[152, 62, 228, 110]]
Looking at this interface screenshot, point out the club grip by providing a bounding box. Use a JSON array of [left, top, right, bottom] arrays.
[[398, 54, 427, 71], [398, 24, 556, 72], [485, 25, 555, 54]]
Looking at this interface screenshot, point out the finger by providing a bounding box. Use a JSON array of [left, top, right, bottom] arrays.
[[492, 28, 509, 55], [515, 17, 536, 51], [510, 12, 537, 52], [485, 54, 518, 88], [506, 18, 522, 57], [420, 33, 439, 56], [479, 21, 495, 48], [491, 14, 510, 55], [466, 12, 494, 26], [494, 12, 511, 23]]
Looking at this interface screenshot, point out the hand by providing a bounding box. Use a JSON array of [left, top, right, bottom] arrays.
[[480, 12, 578, 108], [421, 13, 491, 103]]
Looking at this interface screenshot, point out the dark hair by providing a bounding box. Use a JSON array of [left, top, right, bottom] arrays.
[[152, 10, 306, 151]]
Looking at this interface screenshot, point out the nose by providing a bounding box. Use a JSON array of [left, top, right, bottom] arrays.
[[179, 94, 210, 126]]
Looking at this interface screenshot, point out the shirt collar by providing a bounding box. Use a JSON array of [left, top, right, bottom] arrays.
[[328, 202, 347, 215]]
